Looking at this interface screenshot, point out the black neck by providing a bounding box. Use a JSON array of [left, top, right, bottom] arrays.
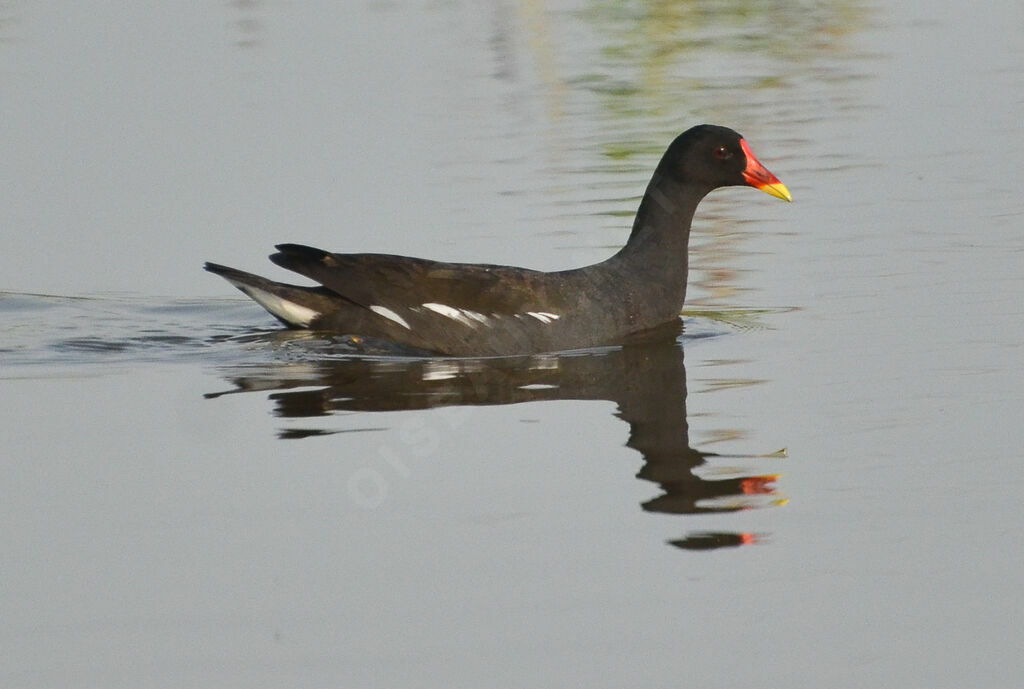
[[610, 172, 709, 272], [576, 171, 710, 326]]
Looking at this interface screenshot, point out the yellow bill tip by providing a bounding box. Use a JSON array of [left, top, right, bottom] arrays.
[[758, 181, 793, 202]]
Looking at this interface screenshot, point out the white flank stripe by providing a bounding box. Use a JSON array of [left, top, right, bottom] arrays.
[[422, 302, 477, 328], [369, 305, 412, 330], [526, 311, 560, 324], [232, 282, 319, 327], [462, 309, 491, 326]]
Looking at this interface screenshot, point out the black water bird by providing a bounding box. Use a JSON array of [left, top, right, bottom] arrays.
[[205, 124, 791, 356]]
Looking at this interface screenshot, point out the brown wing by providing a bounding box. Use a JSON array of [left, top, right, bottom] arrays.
[[269, 243, 557, 315]]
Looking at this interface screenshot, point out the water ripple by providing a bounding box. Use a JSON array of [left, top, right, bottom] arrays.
[[1, 291, 789, 373]]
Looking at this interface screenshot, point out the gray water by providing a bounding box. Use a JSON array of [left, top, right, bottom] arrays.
[[3, 1, 1023, 687]]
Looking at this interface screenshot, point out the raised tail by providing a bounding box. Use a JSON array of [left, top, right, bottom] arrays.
[[204, 262, 337, 328]]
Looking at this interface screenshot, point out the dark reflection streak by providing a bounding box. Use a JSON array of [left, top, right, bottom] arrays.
[[489, 1, 516, 82], [279, 427, 388, 440], [210, 322, 785, 551], [226, 0, 264, 50], [670, 531, 762, 550]]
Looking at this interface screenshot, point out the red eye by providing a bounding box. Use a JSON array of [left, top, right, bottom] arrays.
[[713, 145, 732, 160]]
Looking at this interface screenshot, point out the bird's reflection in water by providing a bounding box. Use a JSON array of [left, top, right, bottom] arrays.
[[208, 323, 786, 551]]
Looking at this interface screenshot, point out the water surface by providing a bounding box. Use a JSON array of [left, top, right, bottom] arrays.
[[2, 1, 1023, 687]]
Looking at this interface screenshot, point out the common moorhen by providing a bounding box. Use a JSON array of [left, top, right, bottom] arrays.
[[205, 124, 791, 356]]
